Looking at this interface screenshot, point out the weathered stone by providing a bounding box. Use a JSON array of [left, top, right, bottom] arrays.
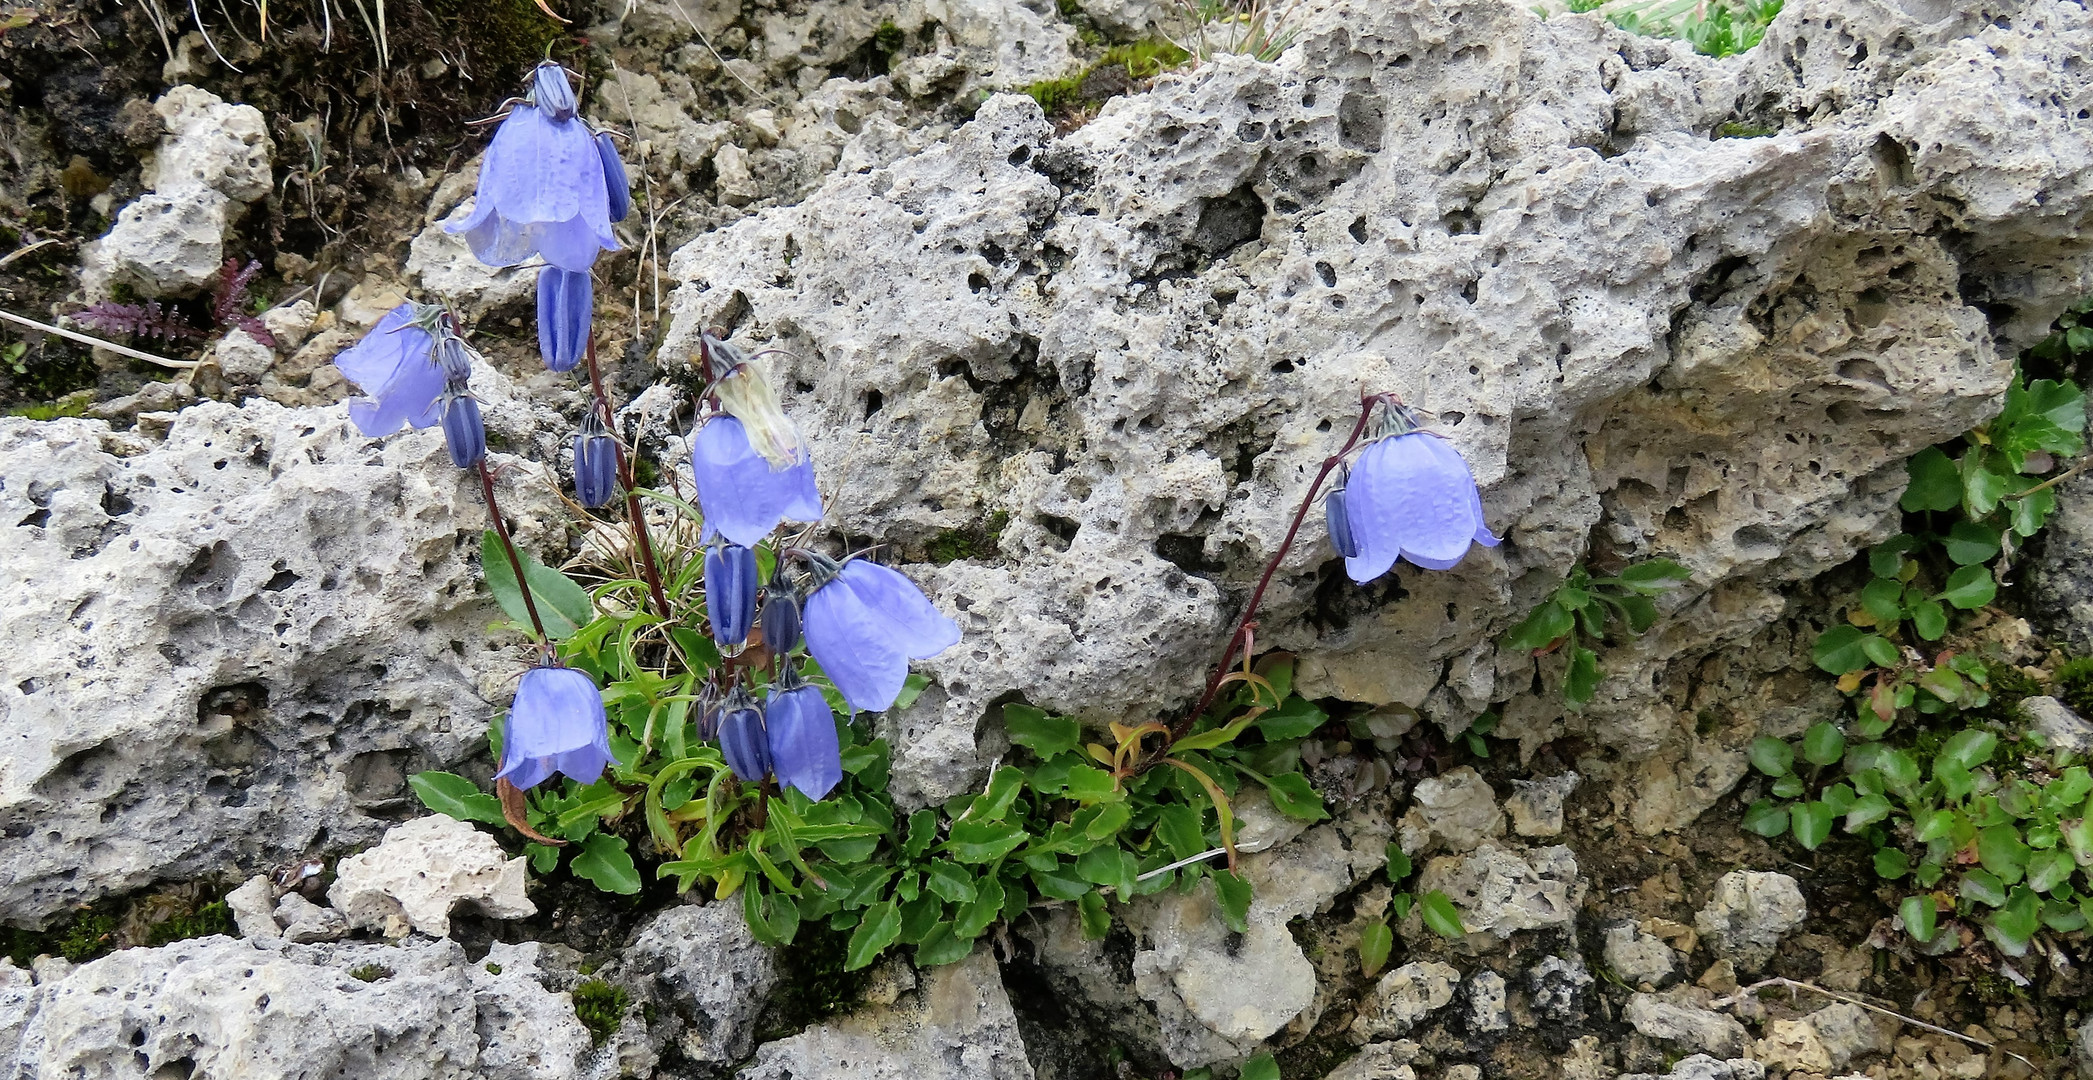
[[329, 815, 535, 938], [1528, 953, 1594, 1023], [406, 202, 541, 315], [1397, 766, 1504, 855], [736, 946, 1033, 1080], [1604, 921, 1678, 986], [227, 873, 282, 941], [1466, 969, 1509, 1034], [1800, 1001, 1892, 1070], [1694, 871, 1807, 972], [1350, 961, 1460, 1042], [2022, 696, 2093, 754], [275, 891, 350, 943], [1417, 843, 1580, 937], [1617, 1056, 1767, 1080], [617, 901, 780, 1069], [1323, 1041, 1419, 1080], [1506, 771, 1578, 837], [212, 327, 277, 380], [1624, 992, 1750, 1058]]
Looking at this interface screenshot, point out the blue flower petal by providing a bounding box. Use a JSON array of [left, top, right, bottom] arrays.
[[335, 304, 444, 436], [718, 700, 771, 782], [1342, 431, 1491, 581], [834, 561, 959, 659], [448, 105, 616, 272], [496, 666, 613, 790], [689, 416, 823, 547], [574, 431, 618, 508], [596, 133, 631, 224], [804, 573, 911, 712], [536, 268, 591, 372], [706, 544, 760, 654], [767, 684, 841, 799]]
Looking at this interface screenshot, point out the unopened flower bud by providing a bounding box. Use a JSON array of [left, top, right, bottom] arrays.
[[1325, 484, 1360, 559], [717, 686, 770, 783], [573, 415, 617, 508], [537, 268, 592, 373], [441, 395, 486, 469], [435, 334, 473, 390], [767, 672, 840, 799], [760, 581, 802, 656], [596, 133, 631, 224], [530, 61, 577, 122], [705, 543, 759, 655]]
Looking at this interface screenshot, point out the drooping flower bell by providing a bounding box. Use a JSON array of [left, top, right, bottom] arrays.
[[537, 268, 592, 372], [716, 686, 770, 783], [705, 543, 759, 655], [766, 670, 840, 799], [441, 396, 486, 469], [447, 61, 620, 273], [334, 303, 446, 436], [573, 412, 618, 509], [689, 415, 822, 547], [703, 332, 803, 468], [1329, 403, 1498, 582], [495, 664, 616, 791], [803, 557, 961, 713], [760, 572, 802, 656]]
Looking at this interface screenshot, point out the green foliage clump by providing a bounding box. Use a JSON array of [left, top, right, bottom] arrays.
[[144, 900, 233, 947], [2055, 658, 2093, 719], [928, 510, 1011, 564], [1023, 38, 1190, 115], [572, 979, 629, 1046], [1502, 559, 1694, 706], [349, 963, 393, 982], [1550, 0, 1785, 57]]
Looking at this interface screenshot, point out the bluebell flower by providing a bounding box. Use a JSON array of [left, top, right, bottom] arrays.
[[803, 559, 960, 713], [530, 61, 577, 121], [536, 267, 592, 372], [760, 578, 802, 656], [1331, 424, 1498, 583], [689, 416, 822, 547], [334, 303, 444, 436], [596, 133, 631, 224], [441, 396, 486, 469], [495, 665, 615, 791], [766, 675, 840, 799], [717, 687, 770, 783], [447, 67, 617, 272], [706, 543, 759, 655], [573, 416, 618, 508]]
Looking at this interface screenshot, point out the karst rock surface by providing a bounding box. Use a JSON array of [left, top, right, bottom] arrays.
[[658, 0, 2093, 813]]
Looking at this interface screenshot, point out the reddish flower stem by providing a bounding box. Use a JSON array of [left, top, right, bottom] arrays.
[[477, 459, 554, 657], [584, 335, 674, 621], [1168, 393, 1392, 741]]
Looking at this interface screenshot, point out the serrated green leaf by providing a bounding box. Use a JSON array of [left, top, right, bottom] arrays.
[[925, 861, 978, 904], [1963, 455, 2016, 517], [1156, 804, 1207, 861], [408, 771, 506, 827], [1077, 846, 1138, 897], [1564, 646, 1602, 706], [1504, 600, 1575, 651], [1004, 705, 1080, 759], [1213, 870, 1252, 933], [944, 820, 1028, 864], [913, 921, 977, 966], [1901, 448, 1961, 512], [1031, 861, 1091, 901], [845, 901, 903, 970], [2028, 847, 2075, 894], [1420, 890, 1465, 939], [1358, 921, 1393, 977], [572, 832, 642, 895]]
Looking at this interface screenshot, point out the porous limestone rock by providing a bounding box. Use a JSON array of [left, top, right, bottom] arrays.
[[211, 327, 277, 381], [1604, 921, 1678, 986], [1795, 1001, 1893, 1071], [275, 891, 350, 943], [8, 935, 593, 1080], [1618, 1056, 1767, 1080], [0, 396, 563, 927], [1396, 766, 1504, 855], [329, 815, 535, 938], [81, 85, 275, 297], [1349, 961, 1460, 1042], [2021, 695, 2093, 754], [1694, 871, 1807, 972], [1467, 969, 1509, 1033], [1324, 1041, 1420, 1080], [1624, 992, 1751, 1059], [617, 901, 780, 1069], [657, 0, 2093, 815], [227, 873, 282, 941], [1416, 843, 1581, 938], [1506, 771, 1578, 837], [736, 946, 1033, 1080], [1528, 953, 1594, 1023]]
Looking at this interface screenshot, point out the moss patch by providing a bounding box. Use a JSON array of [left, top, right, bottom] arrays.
[[350, 963, 394, 982], [2054, 656, 2093, 718], [928, 510, 1011, 564], [572, 978, 629, 1046]]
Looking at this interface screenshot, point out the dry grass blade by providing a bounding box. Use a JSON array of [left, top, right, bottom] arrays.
[[1714, 977, 2034, 1068]]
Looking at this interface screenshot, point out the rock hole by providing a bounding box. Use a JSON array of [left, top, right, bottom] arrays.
[[863, 389, 885, 419], [1315, 261, 1337, 287], [1348, 217, 1368, 243]]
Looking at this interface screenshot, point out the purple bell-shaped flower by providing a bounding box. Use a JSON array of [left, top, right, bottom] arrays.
[[803, 559, 960, 713], [537, 267, 592, 372], [495, 665, 616, 791], [447, 62, 618, 272], [1332, 417, 1498, 582], [689, 416, 822, 547], [766, 671, 840, 799], [706, 543, 759, 655], [334, 303, 444, 436], [716, 686, 770, 783], [760, 575, 802, 656], [573, 414, 618, 508], [441, 395, 486, 469]]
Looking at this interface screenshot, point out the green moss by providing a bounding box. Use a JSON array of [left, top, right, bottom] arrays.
[[144, 900, 233, 947], [572, 978, 629, 1046], [872, 20, 905, 55], [927, 510, 1011, 564], [350, 963, 393, 982], [1717, 121, 1776, 138], [9, 394, 92, 421], [1023, 73, 1087, 114], [760, 925, 874, 1036], [3, 909, 120, 967], [422, 0, 569, 87], [1098, 39, 1189, 79], [2055, 657, 2093, 718]]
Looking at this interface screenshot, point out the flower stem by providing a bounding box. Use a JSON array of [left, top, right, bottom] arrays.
[[477, 459, 554, 656], [1169, 393, 1391, 741], [584, 335, 674, 620]]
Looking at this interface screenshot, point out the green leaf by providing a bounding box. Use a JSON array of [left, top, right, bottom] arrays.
[[1901, 447, 1961, 512], [1940, 564, 1998, 610], [1980, 825, 2031, 884], [1770, 775, 1806, 799], [1420, 890, 1466, 939], [1156, 804, 1208, 861], [1504, 599, 1575, 651], [913, 921, 977, 966], [1939, 729, 1998, 771], [1385, 844, 1413, 881], [1879, 749, 1921, 793], [1255, 696, 1327, 740], [1859, 634, 1901, 668], [1802, 722, 1846, 767], [844, 901, 903, 971], [894, 673, 932, 711], [945, 820, 1029, 864], [1909, 599, 1948, 641], [969, 766, 1026, 823], [2066, 818, 2093, 864], [1213, 870, 1252, 934], [408, 771, 506, 827], [1615, 558, 1693, 591], [2049, 767, 2093, 811], [1845, 793, 1893, 831], [1874, 847, 1910, 879], [572, 833, 642, 895], [1358, 921, 1393, 977], [1869, 535, 1921, 578], [1749, 737, 1794, 777], [1058, 765, 1121, 805], [1812, 625, 1872, 675], [1077, 846, 1138, 897], [1900, 895, 1937, 943], [1258, 771, 1330, 822], [2028, 847, 2075, 894], [1961, 867, 2008, 907], [1031, 861, 1091, 902], [1990, 886, 2040, 952], [1792, 802, 1833, 850], [1942, 520, 2003, 566], [1742, 799, 1790, 838], [1616, 593, 1660, 634], [1077, 890, 1111, 939], [479, 531, 592, 639], [1963, 457, 2015, 518], [1860, 577, 1906, 625], [1004, 705, 1080, 759], [925, 862, 978, 904], [2010, 486, 2056, 537], [955, 873, 1005, 938], [1239, 1053, 1280, 1080], [905, 809, 939, 859], [1564, 647, 1602, 706]]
